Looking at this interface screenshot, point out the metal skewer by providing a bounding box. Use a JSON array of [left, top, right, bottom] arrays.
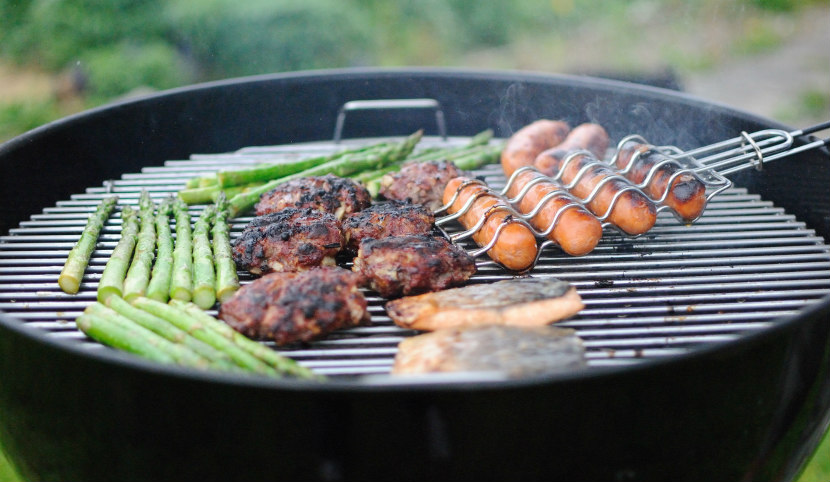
[[436, 121, 830, 271]]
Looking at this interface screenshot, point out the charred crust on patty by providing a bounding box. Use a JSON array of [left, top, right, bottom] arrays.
[[352, 234, 476, 298], [231, 207, 343, 274], [219, 266, 370, 345], [378, 160, 467, 211], [342, 200, 435, 254], [255, 174, 371, 218]]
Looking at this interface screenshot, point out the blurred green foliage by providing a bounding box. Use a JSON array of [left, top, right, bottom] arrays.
[[3, 0, 824, 109], [0, 1, 828, 480], [0, 0, 562, 101], [165, 0, 374, 77], [0, 99, 62, 140], [0, 0, 569, 142], [24, 0, 167, 70], [83, 41, 190, 102], [752, 0, 798, 11], [798, 428, 830, 482], [0, 447, 20, 482]]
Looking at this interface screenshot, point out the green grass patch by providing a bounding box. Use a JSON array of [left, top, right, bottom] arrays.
[[734, 16, 784, 54], [774, 88, 830, 123], [0, 98, 63, 143], [797, 89, 830, 118], [0, 449, 21, 482], [797, 427, 830, 482], [0, 427, 827, 481]]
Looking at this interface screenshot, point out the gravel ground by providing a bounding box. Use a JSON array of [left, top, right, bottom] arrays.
[[684, 5, 830, 127], [459, 3, 829, 129]]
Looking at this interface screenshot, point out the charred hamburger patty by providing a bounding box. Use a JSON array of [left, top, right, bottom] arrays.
[[254, 174, 371, 219], [342, 200, 434, 254], [379, 160, 466, 211], [352, 234, 476, 298], [231, 207, 342, 274], [219, 266, 369, 345]]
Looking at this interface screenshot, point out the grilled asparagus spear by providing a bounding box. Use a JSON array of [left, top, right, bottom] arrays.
[[146, 198, 173, 302], [97, 205, 139, 303], [77, 312, 176, 365], [169, 199, 193, 301], [84, 302, 211, 369], [361, 142, 503, 198], [171, 300, 320, 380], [227, 130, 422, 217], [123, 191, 156, 302], [212, 194, 240, 303], [58, 195, 118, 294], [215, 142, 390, 188], [104, 295, 239, 371], [191, 205, 216, 309], [130, 297, 277, 376], [177, 143, 394, 204]]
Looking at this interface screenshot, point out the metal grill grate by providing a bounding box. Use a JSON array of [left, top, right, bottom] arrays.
[[1, 135, 829, 378]]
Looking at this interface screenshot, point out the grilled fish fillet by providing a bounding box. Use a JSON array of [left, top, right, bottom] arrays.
[[392, 324, 586, 377], [385, 277, 583, 331]]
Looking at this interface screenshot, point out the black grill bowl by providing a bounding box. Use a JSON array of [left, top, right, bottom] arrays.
[[1, 68, 828, 482]]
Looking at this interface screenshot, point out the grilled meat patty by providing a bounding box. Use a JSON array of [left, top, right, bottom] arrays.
[[385, 277, 583, 331], [392, 324, 587, 377], [352, 234, 476, 298], [379, 160, 466, 211], [219, 266, 369, 345], [342, 200, 435, 254], [255, 174, 371, 219], [231, 207, 342, 274]]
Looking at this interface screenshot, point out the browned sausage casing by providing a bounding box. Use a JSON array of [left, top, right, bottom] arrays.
[[534, 154, 657, 236], [533, 123, 656, 235], [615, 144, 707, 223], [501, 120, 571, 177], [506, 170, 603, 256], [534, 123, 609, 175], [443, 177, 538, 272]]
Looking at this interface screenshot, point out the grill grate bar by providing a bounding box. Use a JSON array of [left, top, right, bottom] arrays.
[[3, 267, 828, 290], [578, 299, 822, 317], [3, 277, 829, 299], [560, 310, 801, 328], [2, 239, 826, 258], [1, 135, 829, 379]]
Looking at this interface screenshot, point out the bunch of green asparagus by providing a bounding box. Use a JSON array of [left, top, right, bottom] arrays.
[[63, 192, 312, 378], [96, 190, 239, 309], [176, 129, 503, 217], [178, 130, 423, 217], [353, 129, 502, 198], [78, 295, 320, 379]]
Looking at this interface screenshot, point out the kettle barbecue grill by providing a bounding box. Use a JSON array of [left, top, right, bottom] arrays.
[[0, 68, 828, 482]]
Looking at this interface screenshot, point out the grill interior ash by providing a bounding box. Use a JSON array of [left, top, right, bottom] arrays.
[[1, 135, 829, 379]]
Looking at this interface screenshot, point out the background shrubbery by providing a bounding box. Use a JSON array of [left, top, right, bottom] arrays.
[[1, 0, 826, 142], [0, 1, 828, 481], [0, 0, 564, 101], [0, 0, 578, 141]]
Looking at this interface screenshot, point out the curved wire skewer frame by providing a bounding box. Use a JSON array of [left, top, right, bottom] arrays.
[[435, 121, 830, 272]]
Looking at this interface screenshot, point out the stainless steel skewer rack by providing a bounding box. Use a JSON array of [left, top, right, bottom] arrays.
[[436, 121, 830, 272]]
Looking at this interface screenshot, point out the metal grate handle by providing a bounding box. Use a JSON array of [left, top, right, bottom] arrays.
[[333, 98, 448, 143]]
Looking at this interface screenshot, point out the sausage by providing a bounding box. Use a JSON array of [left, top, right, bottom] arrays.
[[501, 120, 571, 177], [532, 123, 656, 235], [614, 144, 707, 223], [534, 150, 657, 236], [505, 170, 603, 256], [534, 123, 609, 175], [443, 177, 538, 271]]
